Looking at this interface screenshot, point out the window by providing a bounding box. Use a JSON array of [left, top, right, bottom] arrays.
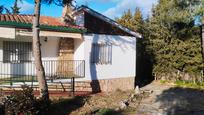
[[3, 41, 32, 63], [91, 43, 112, 64]]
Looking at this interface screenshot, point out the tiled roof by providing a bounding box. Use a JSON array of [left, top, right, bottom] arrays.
[[0, 14, 86, 33]]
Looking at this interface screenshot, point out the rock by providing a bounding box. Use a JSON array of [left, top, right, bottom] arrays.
[[90, 108, 100, 114], [135, 86, 140, 94], [129, 94, 136, 101], [114, 107, 120, 112], [143, 90, 154, 94], [120, 99, 129, 109], [120, 102, 127, 109]]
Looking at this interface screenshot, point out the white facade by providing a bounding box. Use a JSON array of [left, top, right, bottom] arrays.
[[0, 36, 60, 61], [78, 34, 136, 81], [0, 30, 136, 81], [0, 36, 60, 76]]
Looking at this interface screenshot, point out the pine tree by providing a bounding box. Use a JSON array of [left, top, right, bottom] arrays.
[[146, 0, 203, 79], [116, 9, 134, 30], [0, 5, 3, 14], [132, 7, 144, 32], [11, 0, 21, 14], [116, 8, 144, 32], [32, 0, 73, 100], [117, 0, 204, 81]]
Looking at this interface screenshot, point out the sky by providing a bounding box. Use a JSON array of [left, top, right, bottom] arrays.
[[0, 0, 158, 19]]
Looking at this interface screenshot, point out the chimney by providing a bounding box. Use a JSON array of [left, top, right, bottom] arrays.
[[62, 5, 74, 24]]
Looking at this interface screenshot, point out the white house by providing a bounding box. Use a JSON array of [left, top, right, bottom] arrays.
[[0, 6, 141, 92]]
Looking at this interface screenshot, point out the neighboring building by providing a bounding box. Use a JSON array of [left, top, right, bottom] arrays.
[[0, 6, 141, 92]]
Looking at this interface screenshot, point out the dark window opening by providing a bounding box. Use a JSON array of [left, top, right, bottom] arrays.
[[3, 41, 32, 63], [91, 43, 112, 64]]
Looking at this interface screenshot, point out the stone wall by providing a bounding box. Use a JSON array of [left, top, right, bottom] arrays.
[[58, 38, 74, 60], [57, 38, 74, 76], [75, 77, 135, 92]]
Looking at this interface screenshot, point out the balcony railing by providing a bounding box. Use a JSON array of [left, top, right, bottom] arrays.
[[0, 60, 85, 86]]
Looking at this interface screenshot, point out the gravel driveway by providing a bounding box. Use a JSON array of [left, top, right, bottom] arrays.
[[136, 82, 204, 115]]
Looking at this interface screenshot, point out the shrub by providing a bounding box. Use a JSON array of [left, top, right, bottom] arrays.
[[4, 85, 50, 115], [95, 108, 119, 115]]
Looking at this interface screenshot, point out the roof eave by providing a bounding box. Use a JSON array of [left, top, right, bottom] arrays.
[[74, 5, 142, 38], [0, 21, 87, 33]]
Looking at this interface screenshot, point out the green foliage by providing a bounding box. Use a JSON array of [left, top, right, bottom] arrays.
[[4, 85, 50, 115], [0, 0, 22, 14], [117, 0, 204, 81], [133, 8, 144, 33], [196, 0, 204, 22], [160, 80, 169, 84], [175, 80, 204, 89], [95, 108, 119, 115], [115, 8, 144, 33], [47, 96, 87, 115], [0, 5, 3, 14], [42, 0, 73, 6], [116, 9, 134, 30], [11, 0, 21, 14], [147, 0, 203, 77]]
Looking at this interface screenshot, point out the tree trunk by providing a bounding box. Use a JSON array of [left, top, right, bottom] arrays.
[[32, 0, 49, 100], [201, 25, 204, 77], [202, 25, 204, 59]]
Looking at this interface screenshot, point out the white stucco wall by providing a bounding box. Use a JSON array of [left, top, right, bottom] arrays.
[[79, 34, 136, 81], [40, 37, 59, 60], [0, 36, 33, 62], [0, 36, 59, 76], [0, 36, 59, 61], [74, 39, 85, 60], [0, 33, 136, 81]]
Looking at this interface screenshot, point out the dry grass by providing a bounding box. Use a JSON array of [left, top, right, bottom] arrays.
[[70, 89, 132, 115], [47, 89, 136, 115]]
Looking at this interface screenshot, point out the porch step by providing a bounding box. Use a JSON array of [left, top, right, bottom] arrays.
[[0, 82, 91, 92]]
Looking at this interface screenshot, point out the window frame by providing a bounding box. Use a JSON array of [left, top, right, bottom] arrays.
[[91, 43, 112, 65], [3, 41, 33, 63]]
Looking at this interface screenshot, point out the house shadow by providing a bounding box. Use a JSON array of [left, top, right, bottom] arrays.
[[135, 38, 154, 88], [90, 62, 101, 93], [155, 87, 204, 115], [90, 35, 101, 93], [46, 96, 89, 115], [89, 34, 137, 93]]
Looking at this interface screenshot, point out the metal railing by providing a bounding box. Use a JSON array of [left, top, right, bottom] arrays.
[[0, 60, 85, 86]]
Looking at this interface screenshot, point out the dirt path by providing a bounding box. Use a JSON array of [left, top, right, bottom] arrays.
[[136, 81, 204, 115], [69, 90, 132, 115], [41, 81, 204, 115]]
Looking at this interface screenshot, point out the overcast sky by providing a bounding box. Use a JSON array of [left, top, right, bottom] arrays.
[[0, 0, 158, 19]]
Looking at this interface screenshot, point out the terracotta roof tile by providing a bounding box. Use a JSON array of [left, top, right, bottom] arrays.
[[9, 15, 14, 21], [13, 15, 20, 22], [5, 15, 9, 21], [0, 14, 83, 29], [0, 15, 4, 21]]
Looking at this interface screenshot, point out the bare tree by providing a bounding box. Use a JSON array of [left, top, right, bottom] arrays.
[[33, 0, 49, 100], [202, 25, 204, 61], [32, 0, 73, 100]]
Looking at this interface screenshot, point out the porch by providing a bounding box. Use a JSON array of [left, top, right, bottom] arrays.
[[0, 28, 86, 94], [0, 60, 85, 86]]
